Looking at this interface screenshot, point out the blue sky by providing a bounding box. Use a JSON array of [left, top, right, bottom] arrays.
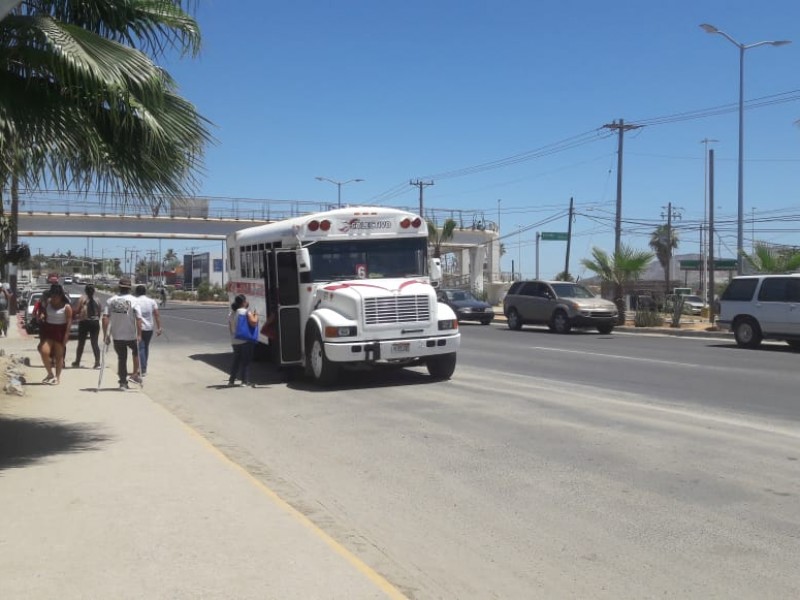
[[28, 1, 800, 280]]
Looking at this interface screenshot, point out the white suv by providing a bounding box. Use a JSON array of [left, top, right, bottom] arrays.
[[718, 274, 800, 349]]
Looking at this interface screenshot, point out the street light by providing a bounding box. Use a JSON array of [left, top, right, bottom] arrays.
[[315, 176, 365, 208], [700, 23, 791, 274]]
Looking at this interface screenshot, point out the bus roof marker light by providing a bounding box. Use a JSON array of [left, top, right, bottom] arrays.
[[320, 219, 331, 231], [400, 218, 411, 229], [411, 217, 422, 228], [308, 220, 320, 232]]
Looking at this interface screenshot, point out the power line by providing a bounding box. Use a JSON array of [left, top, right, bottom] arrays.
[[368, 89, 800, 206]]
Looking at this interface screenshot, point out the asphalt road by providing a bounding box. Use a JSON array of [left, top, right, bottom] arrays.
[[139, 302, 800, 598]]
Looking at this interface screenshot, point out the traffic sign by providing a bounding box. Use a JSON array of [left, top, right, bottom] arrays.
[[679, 259, 737, 270], [540, 232, 568, 241], [714, 259, 737, 269]]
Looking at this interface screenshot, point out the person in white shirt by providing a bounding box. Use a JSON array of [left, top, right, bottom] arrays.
[[101, 277, 143, 391], [134, 285, 162, 376]]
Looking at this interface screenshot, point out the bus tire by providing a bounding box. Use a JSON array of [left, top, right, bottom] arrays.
[[307, 327, 339, 386], [426, 352, 457, 380]]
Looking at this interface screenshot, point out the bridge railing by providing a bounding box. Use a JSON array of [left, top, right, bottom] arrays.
[[18, 190, 499, 230]]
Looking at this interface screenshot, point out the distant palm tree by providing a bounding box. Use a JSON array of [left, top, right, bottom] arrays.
[[581, 245, 654, 324], [427, 218, 457, 259], [649, 225, 679, 297], [163, 248, 179, 270], [742, 243, 800, 273]]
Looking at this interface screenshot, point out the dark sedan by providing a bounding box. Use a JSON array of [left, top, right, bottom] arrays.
[[437, 288, 494, 325]]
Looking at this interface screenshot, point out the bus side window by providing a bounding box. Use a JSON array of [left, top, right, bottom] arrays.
[[229, 246, 236, 270]]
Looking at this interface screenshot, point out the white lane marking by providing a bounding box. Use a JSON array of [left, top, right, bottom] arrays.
[[527, 346, 709, 370], [163, 314, 228, 327], [465, 368, 800, 439]]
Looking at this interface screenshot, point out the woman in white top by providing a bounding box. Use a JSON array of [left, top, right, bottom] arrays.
[[134, 285, 162, 376], [38, 284, 72, 385]]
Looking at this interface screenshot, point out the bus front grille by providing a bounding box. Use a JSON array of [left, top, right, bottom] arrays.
[[363, 295, 431, 325]]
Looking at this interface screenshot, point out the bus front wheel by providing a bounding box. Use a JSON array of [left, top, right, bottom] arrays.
[[426, 353, 457, 380], [306, 328, 340, 386]]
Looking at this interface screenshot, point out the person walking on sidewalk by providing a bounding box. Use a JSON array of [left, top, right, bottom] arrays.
[[227, 294, 258, 387], [38, 284, 72, 385], [102, 277, 143, 391], [72, 284, 103, 369], [0, 283, 11, 337], [134, 284, 162, 376]]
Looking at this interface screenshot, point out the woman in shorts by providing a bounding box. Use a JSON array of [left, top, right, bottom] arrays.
[[38, 284, 72, 385]]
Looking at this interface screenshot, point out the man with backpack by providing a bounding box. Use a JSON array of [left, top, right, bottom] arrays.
[[101, 277, 143, 391], [72, 284, 103, 369]]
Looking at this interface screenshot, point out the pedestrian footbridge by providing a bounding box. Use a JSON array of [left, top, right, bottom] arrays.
[[17, 199, 506, 301]]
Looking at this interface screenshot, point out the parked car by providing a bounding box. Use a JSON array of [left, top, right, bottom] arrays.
[[436, 288, 494, 325], [68, 293, 82, 338], [502, 280, 618, 334], [24, 291, 83, 337], [63, 276, 73, 285], [680, 294, 705, 315], [718, 274, 800, 349], [24, 291, 45, 333]]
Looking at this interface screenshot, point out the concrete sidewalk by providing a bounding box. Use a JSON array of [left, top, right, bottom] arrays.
[[0, 321, 401, 600]]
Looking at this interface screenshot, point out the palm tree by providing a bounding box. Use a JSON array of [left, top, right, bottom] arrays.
[[581, 245, 654, 324], [163, 248, 179, 270], [427, 218, 457, 259], [742, 243, 800, 274], [1, 0, 211, 295], [649, 224, 679, 297]]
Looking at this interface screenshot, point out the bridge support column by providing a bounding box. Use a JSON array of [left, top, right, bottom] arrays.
[[468, 246, 486, 296]]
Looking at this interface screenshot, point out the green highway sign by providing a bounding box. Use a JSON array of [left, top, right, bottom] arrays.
[[679, 259, 738, 270], [714, 259, 737, 269], [541, 232, 568, 241]]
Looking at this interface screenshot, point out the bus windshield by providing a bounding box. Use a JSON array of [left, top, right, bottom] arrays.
[[308, 238, 427, 282]]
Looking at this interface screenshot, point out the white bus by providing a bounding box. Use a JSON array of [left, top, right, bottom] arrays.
[[226, 206, 461, 385]]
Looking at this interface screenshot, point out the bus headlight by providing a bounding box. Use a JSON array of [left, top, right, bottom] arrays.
[[324, 326, 357, 338], [438, 319, 458, 331]]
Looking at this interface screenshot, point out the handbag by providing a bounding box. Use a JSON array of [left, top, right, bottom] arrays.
[[234, 312, 258, 342]]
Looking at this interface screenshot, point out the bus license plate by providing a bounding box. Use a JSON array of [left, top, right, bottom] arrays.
[[392, 342, 410, 353]]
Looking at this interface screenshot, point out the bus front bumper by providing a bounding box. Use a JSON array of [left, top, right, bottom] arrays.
[[324, 333, 461, 363]]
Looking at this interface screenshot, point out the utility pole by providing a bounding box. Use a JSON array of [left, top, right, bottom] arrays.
[[564, 197, 574, 278], [603, 119, 642, 257], [708, 149, 716, 324], [699, 138, 718, 311], [409, 179, 434, 218], [535, 232, 541, 279], [661, 202, 682, 296]]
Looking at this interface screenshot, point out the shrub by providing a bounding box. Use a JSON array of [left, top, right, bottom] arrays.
[[196, 281, 225, 302], [634, 309, 664, 328]]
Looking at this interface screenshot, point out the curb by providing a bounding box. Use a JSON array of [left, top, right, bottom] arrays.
[[490, 309, 731, 338]]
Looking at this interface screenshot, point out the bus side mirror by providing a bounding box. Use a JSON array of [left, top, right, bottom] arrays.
[[297, 248, 311, 273], [428, 257, 442, 286]]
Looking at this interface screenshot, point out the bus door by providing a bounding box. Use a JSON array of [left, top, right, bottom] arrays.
[[266, 248, 303, 364]]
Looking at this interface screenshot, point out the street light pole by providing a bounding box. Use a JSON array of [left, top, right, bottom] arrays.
[[700, 24, 791, 275], [315, 176, 365, 208]]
